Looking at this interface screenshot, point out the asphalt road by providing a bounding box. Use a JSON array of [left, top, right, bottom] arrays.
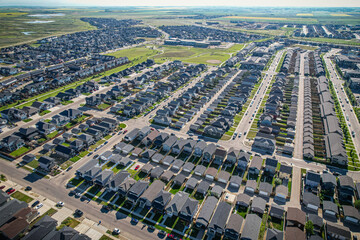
[[293, 52, 305, 159]]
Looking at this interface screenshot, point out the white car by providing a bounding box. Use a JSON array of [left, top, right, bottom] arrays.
[[57, 201, 64, 207], [113, 228, 121, 235], [35, 203, 43, 210]]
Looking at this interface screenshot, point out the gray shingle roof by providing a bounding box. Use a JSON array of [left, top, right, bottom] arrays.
[[241, 214, 262, 240]]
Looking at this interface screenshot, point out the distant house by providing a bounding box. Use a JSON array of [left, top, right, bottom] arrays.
[[195, 196, 218, 229], [305, 171, 321, 188], [241, 214, 262, 240], [178, 197, 198, 223], [38, 156, 55, 171], [0, 135, 25, 152], [252, 137, 275, 153], [127, 180, 149, 204], [165, 191, 189, 217], [139, 180, 165, 208], [208, 201, 232, 235], [224, 214, 244, 240], [54, 145, 75, 159]]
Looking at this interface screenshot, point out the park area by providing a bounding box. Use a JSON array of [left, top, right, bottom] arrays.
[[106, 44, 244, 66]]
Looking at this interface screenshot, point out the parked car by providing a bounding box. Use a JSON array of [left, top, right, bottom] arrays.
[[135, 165, 140, 170], [35, 203, 43, 209], [123, 130, 128, 134], [0, 185, 5, 190], [25, 186, 32, 191], [32, 200, 40, 208], [75, 209, 83, 217], [113, 228, 121, 235], [7, 188, 15, 194], [66, 166, 73, 171], [57, 201, 64, 207], [131, 218, 139, 224]]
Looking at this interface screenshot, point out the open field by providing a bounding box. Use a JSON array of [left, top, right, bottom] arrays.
[[293, 36, 360, 46], [330, 13, 351, 17], [296, 13, 314, 16], [223, 16, 288, 20], [0, 11, 96, 47], [107, 44, 244, 66]]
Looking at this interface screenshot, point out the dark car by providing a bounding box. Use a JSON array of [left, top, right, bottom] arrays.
[[5, 188, 13, 193], [131, 218, 139, 224], [32, 200, 40, 208], [0, 185, 5, 190], [25, 186, 32, 191], [75, 209, 83, 217]]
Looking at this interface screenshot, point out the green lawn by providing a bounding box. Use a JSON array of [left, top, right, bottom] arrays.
[[9, 146, 30, 157], [23, 118, 32, 123], [68, 177, 84, 187], [119, 123, 127, 129], [69, 156, 81, 163], [39, 110, 51, 116], [11, 191, 33, 203], [57, 217, 80, 230], [27, 159, 39, 168], [46, 131, 59, 139], [98, 103, 111, 110], [61, 100, 74, 105]]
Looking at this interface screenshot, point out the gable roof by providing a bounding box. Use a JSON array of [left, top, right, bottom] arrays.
[[208, 201, 232, 230], [166, 191, 189, 214], [241, 214, 262, 240]]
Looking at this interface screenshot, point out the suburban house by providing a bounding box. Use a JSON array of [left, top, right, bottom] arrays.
[[138, 180, 165, 208], [208, 201, 232, 235], [38, 156, 56, 171]]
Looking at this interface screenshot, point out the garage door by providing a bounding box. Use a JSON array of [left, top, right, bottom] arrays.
[[307, 204, 318, 212], [345, 216, 358, 224], [245, 187, 254, 194], [206, 175, 214, 181]]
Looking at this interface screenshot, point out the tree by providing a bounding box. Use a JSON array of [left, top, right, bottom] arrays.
[[355, 200, 360, 210], [274, 178, 282, 186], [305, 220, 314, 235]]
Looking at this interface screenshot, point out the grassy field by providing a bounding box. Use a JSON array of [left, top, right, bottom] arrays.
[[293, 36, 360, 46], [0, 11, 96, 47], [11, 191, 34, 203], [107, 43, 244, 66], [152, 44, 244, 65]]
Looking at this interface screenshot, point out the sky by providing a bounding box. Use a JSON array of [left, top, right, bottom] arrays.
[[0, 0, 359, 7]]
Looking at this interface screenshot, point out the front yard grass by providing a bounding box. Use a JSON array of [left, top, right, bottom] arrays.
[[57, 217, 80, 230], [11, 191, 33, 203], [9, 146, 30, 157], [39, 110, 51, 116], [68, 177, 84, 187], [27, 159, 39, 168], [98, 103, 111, 110], [23, 118, 32, 122], [46, 130, 59, 139]]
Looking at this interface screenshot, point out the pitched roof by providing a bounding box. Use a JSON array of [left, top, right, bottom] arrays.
[[208, 201, 232, 230], [241, 214, 262, 240], [166, 191, 189, 214], [287, 207, 306, 225], [225, 213, 244, 233], [196, 196, 218, 227]]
